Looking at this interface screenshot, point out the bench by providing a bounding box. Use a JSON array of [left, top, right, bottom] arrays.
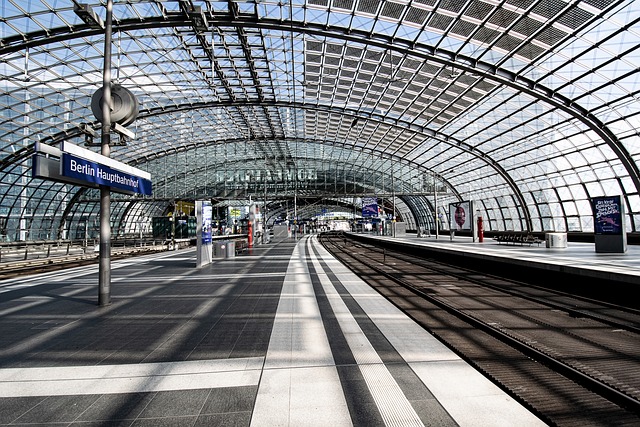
[[495, 232, 542, 246], [234, 239, 249, 254]]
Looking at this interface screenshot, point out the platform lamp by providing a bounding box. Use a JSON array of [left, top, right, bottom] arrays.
[[73, 3, 104, 30]]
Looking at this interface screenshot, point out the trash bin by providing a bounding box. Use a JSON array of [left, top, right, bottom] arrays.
[[545, 232, 567, 248], [213, 241, 226, 258], [225, 241, 235, 258]]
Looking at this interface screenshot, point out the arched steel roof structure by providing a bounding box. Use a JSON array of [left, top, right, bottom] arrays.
[[2, 0, 640, 241]]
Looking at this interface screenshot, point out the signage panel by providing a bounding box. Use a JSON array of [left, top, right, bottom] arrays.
[[61, 153, 152, 196], [32, 142, 152, 196], [202, 202, 212, 244], [61, 141, 150, 179], [592, 195, 623, 235], [449, 201, 471, 231], [196, 200, 213, 268], [362, 197, 378, 218]]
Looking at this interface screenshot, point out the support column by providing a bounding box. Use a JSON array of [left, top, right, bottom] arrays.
[[434, 172, 439, 239], [98, 0, 113, 307]]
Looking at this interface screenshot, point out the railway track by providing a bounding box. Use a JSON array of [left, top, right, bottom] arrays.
[[319, 233, 640, 427], [0, 245, 169, 280]]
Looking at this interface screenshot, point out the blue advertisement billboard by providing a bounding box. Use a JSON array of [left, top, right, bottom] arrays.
[[61, 153, 152, 196], [362, 197, 378, 218], [592, 195, 623, 235], [202, 202, 212, 244]]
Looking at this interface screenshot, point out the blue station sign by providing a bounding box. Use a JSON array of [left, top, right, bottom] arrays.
[[32, 141, 152, 196], [61, 153, 152, 196]]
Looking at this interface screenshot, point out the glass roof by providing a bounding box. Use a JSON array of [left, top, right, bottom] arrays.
[[2, 0, 640, 241]]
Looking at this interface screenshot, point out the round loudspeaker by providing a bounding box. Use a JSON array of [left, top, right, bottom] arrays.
[[91, 84, 139, 126]]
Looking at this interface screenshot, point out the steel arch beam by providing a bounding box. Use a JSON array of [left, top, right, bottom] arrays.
[[3, 13, 636, 193], [31, 96, 530, 228], [7, 15, 635, 230], [134, 99, 531, 227], [3, 13, 633, 181]]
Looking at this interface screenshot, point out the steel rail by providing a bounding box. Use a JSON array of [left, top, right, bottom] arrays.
[[319, 234, 640, 416]]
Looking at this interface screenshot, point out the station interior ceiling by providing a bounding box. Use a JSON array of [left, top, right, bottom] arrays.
[[2, 0, 640, 240]]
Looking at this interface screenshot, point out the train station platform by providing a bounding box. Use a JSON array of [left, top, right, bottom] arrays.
[[0, 235, 545, 426], [353, 232, 640, 287]]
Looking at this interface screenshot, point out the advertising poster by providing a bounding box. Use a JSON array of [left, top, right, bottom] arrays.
[[196, 200, 213, 268], [202, 202, 212, 244], [592, 195, 623, 235], [449, 201, 471, 231], [362, 197, 378, 218]]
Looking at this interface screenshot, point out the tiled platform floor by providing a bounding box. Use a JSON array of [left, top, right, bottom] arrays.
[[0, 235, 546, 426], [360, 232, 640, 284]]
